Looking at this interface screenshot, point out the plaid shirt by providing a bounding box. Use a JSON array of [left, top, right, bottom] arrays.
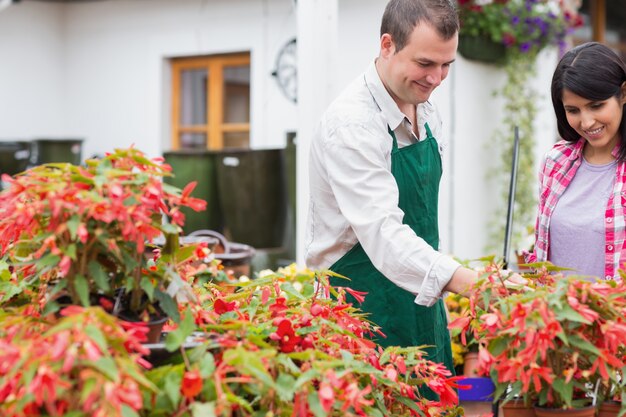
[[527, 138, 626, 280]]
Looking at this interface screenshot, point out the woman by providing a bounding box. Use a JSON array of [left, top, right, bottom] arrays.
[[528, 42, 626, 279]]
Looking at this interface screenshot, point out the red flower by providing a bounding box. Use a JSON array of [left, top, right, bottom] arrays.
[[344, 287, 367, 304], [269, 319, 302, 353], [214, 298, 237, 315], [181, 370, 203, 398], [269, 297, 288, 317]]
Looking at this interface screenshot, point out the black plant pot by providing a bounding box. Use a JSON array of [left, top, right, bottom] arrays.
[[458, 35, 507, 65]]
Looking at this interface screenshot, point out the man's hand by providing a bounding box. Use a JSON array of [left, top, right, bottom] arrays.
[[443, 266, 478, 296], [444, 267, 530, 297]]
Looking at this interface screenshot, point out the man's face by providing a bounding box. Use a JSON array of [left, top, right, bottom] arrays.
[[379, 22, 457, 108]]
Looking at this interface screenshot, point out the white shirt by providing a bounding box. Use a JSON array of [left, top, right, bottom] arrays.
[[305, 61, 461, 307]]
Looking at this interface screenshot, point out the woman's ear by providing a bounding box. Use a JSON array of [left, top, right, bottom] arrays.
[[621, 81, 626, 105]]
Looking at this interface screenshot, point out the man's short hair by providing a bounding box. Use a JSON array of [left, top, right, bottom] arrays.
[[380, 0, 459, 52]]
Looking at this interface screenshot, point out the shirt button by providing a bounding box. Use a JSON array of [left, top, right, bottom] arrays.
[[607, 217, 613, 223], [607, 245, 614, 251], [606, 275, 612, 280]]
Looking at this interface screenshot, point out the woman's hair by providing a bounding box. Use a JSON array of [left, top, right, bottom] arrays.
[[551, 42, 626, 161], [380, 0, 458, 51]]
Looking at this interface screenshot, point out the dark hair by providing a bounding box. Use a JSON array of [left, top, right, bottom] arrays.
[[551, 42, 626, 161], [380, 0, 459, 52]]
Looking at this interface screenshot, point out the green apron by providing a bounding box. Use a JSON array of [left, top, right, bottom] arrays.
[[329, 123, 454, 390]]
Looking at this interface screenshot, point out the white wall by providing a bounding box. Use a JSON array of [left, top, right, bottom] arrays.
[[0, 2, 66, 139]]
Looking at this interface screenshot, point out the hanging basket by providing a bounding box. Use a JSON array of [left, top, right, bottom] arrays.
[[458, 35, 507, 65]]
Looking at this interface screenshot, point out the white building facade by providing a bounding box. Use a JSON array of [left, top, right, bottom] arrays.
[[0, 0, 558, 263]]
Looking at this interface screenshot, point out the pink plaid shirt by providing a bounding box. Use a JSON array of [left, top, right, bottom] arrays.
[[527, 138, 626, 280]]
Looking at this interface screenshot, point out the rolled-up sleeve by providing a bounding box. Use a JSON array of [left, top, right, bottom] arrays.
[[322, 123, 460, 305]]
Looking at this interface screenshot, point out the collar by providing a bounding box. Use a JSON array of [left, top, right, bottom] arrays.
[[364, 60, 435, 133], [567, 137, 621, 160], [364, 61, 407, 131]]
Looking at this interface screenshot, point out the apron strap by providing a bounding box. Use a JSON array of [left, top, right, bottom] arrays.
[[388, 126, 399, 152], [424, 122, 434, 140]]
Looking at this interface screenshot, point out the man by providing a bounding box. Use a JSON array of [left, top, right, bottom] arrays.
[[305, 0, 481, 376]]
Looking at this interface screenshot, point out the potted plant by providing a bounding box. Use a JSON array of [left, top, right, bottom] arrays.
[[457, 0, 583, 65], [452, 262, 626, 416], [0, 147, 208, 339], [0, 305, 155, 417]]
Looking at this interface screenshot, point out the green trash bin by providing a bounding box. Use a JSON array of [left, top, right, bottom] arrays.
[[163, 150, 223, 234], [0, 141, 31, 190], [31, 138, 83, 165], [216, 148, 287, 249]]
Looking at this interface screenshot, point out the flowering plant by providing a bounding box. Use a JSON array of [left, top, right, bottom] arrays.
[[0, 148, 207, 320], [451, 261, 626, 411], [0, 306, 155, 417], [457, 0, 583, 58], [142, 265, 467, 416]]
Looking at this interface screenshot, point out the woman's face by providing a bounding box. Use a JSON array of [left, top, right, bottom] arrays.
[[562, 88, 626, 158]]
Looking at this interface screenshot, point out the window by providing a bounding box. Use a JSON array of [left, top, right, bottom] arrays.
[[573, 0, 626, 62], [171, 53, 251, 150]]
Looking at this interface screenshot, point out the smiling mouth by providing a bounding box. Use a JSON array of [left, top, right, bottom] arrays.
[[413, 81, 431, 91], [585, 126, 604, 137]]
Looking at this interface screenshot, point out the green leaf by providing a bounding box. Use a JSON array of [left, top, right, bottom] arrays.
[[555, 305, 591, 324], [140, 276, 155, 301], [307, 391, 327, 417], [488, 337, 510, 357], [223, 348, 276, 390], [294, 369, 319, 390], [301, 282, 315, 298], [396, 396, 424, 413], [89, 357, 119, 381], [73, 274, 90, 306], [363, 408, 385, 417], [275, 373, 296, 402], [123, 359, 158, 391], [37, 253, 61, 269], [65, 243, 77, 260], [552, 378, 573, 408], [88, 260, 111, 292], [165, 308, 195, 352], [155, 289, 180, 323], [190, 402, 216, 417], [198, 352, 215, 378], [67, 215, 80, 240], [164, 371, 182, 407], [121, 405, 140, 417], [42, 300, 61, 316], [568, 334, 601, 355], [280, 282, 305, 300], [84, 324, 108, 352], [0, 281, 24, 302]]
